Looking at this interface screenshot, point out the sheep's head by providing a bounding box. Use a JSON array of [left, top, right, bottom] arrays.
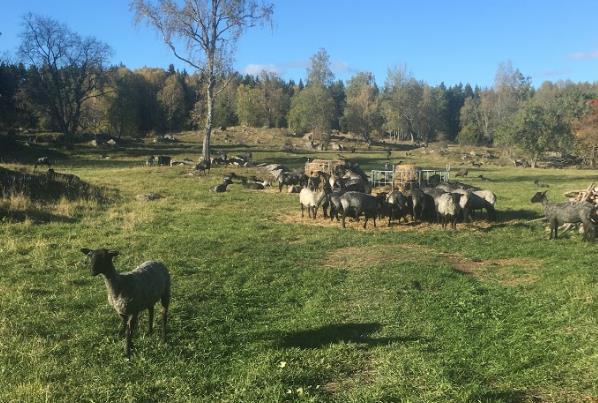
[[80, 248, 119, 276], [530, 190, 548, 203]]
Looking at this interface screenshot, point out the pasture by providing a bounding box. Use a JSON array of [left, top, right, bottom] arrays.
[[0, 138, 596, 402]]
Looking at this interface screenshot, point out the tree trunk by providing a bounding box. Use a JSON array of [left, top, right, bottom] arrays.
[[203, 70, 215, 162]]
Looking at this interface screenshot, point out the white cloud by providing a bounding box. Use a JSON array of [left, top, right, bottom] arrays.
[[242, 63, 281, 75], [539, 68, 571, 78], [569, 50, 598, 60]]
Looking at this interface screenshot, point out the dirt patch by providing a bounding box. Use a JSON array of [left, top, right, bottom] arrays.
[[323, 244, 543, 286], [322, 368, 376, 394], [323, 244, 431, 270], [443, 254, 542, 286], [277, 211, 496, 232]]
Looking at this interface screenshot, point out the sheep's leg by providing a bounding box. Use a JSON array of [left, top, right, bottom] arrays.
[[312, 206, 317, 219], [342, 212, 347, 228], [373, 216, 377, 228], [147, 305, 154, 334], [161, 293, 169, 343], [300, 204, 304, 218], [363, 216, 368, 229], [125, 314, 138, 357], [119, 314, 127, 337]]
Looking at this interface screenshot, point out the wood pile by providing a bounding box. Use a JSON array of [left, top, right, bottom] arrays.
[[564, 182, 598, 204]]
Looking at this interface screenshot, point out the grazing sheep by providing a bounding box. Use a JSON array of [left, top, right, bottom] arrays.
[[472, 190, 497, 207], [478, 174, 492, 181], [455, 168, 469, 177], [194, 160, 210, 174], [531, 191, 596, 240], [404, 188, 427, 221], [385, 190, 410, 225], [34, 156, 51, 171], [339, 191, 384, 229], [80, 248, 170, 358], [435, 193, 462, 229]]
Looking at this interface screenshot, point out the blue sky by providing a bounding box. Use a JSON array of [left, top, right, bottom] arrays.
[[2, 0, 598, 87]]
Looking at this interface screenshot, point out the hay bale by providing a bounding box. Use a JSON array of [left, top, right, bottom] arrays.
[[393, 164, 420, 190], [304, 159, 343, 176]]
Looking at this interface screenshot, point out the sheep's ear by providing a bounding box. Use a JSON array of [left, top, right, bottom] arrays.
[[108, 250, 119, 258], [542, 190, 549, 196], [80, 248, 92, 256]]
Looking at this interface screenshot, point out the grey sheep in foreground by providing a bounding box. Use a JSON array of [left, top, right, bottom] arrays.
[[80, 248, 171, 358], [531, 191, 597, 241]]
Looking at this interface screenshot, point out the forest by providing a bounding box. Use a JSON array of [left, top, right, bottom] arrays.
[[1, 13, 598, 168]]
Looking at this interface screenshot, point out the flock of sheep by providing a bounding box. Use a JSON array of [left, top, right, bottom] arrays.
[[30, 151, 593, 360], [264, 161, 497, 230]]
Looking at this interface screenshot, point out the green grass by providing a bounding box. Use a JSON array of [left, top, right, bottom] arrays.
[[0, 141, 597, 402]]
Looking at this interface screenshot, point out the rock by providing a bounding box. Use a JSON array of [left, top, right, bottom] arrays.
[[136, 192, 162, 201]]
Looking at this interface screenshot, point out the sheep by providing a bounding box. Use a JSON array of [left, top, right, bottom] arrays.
[[194, 160, 210, 174], [384, 190, 410, 225], [243, 181, 265, 190], [339, 191, 384, 229], [455, 168, 469, 177], [299, 186, 327, 219], [146, 155, 156, 166], [80, 248, 171, 358], [211, 178, 232, 193], [435, 192, 462, 229], [473, 189, 497, 207], [531, 190, 596, 240], [34, 156, 51, 171], [328, 190, 346, 221], [279, 171, 308, 192], [157, 155, 171, 166], [404, 188, 427, 221]]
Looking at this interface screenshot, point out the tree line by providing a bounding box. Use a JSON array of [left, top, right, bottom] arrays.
[[1, 11, 598, 166]]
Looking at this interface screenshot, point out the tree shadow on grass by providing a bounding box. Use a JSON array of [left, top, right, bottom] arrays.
[[275, 322, 424, 349], [497, 209, 540, 222], [0, 207, 77, 224]]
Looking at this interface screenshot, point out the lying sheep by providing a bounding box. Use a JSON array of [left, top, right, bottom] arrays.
[[339, 191, 383, 229], [80, 248, 171, 358], [34, 156, 51, 171], [435, 192, 462, 229], [531, 190, 596, 240], [211, 178, 232, 193]]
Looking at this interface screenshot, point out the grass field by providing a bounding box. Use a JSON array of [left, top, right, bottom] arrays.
[[0, 137, 597, 402]]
